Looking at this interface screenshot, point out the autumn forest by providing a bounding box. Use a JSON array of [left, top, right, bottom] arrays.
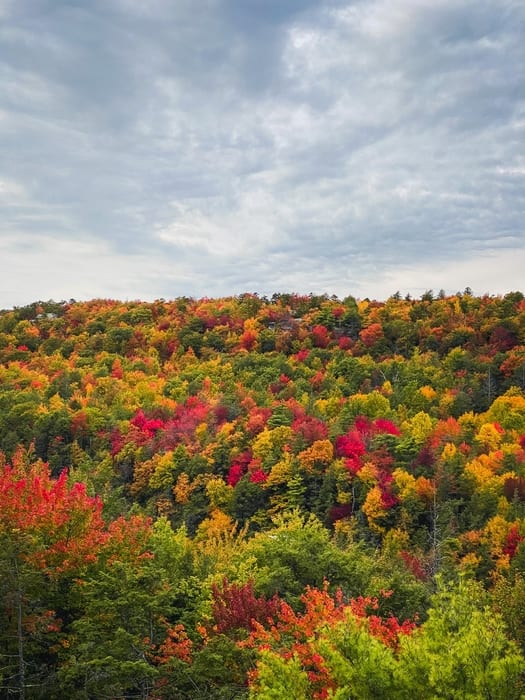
[[1, 290, 525, 698]]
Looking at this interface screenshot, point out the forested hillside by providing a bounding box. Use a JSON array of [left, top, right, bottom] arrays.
[[1, 290, 525, 698]]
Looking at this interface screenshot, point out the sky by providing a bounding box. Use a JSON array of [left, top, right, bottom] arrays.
[[1, 0, 524, 309]]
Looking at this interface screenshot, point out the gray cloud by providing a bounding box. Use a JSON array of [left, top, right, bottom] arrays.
[[0, 0, 524, 307]]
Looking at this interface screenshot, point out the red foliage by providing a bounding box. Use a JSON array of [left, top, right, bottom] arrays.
[[249, 469, 268, 484], [344, 455, 362, 475], [131, 410, 165, 436], [310, 370, 325, 388], [242, 583, 415, 699], [329, 503, 353, 522], [428, 417, 461, 450], [373, 418, 401, 436], [240, 329, 258, 351], [110, 427, 126, 456], [246, 407, 272, 436], [354, 416, 400, 438], [295, 349, 310, 362], [380, 489, 399, 509], [150, 622, 193, 665], [292, 415, 328, 445], [354, 415, 372, 435], [227, 463, 245, 487], [156, 398, 212, 450], [338, 336, 353, 350], [415, 446, 436, 471], [210, 578, 280, 635], [502, 525, 524, 559], [312, 325, 330, 348], [104, 514, 153, 565], [359, 323, 383, 348], [71, 411, 89, 438], [227, 451, 253, 486], [399, 551, 428, 581], [0, 461, 108, 574], [490, 326, 517, 351], [111, 358, 123, 379], [214, 403, 230, 424], [335, 431, 366, 459]]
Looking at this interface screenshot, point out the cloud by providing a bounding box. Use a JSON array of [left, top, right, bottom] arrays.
[[0, 0, 523, 307]]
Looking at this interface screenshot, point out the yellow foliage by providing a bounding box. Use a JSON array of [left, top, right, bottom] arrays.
[[419, 385, 437, 401], [336, 490, 352, 505], [251, 428, 274, 460], [441, 442, 458, 462], [382, 527, 409, 555], [357, 462, 377, 485], [48, 393, 66, 412], [457, 411, 480, 432], [298, 392, 310, 408], [402, 411, 434, 444], [266, 453, 294, 488], [382, 380, 393, 396], [297, 440, 334, 473], [497, 495, 511, 517], [313, 397, 341, 418], [347, 391, 391, 419], [195, 519, 248, 569], [460, 529, 482, 548], [459, 552, 481, 572], [333, 517, 358, 544], [148, 452, 177, 490], [392, 468, 416, 500], [155, 496, 174, 518], [362, 485, 387, 533], [173, 472, 193, 504], [475, 423, 502, 451], [195, 421, 208, 444], [252, 426, 293, 464], [206, 477, 233, 510], [130, 455, 157, 496], [439, 389, 455, 412], [495, 554, 511, 571], [243, 317, 260, 333], [195, 508, 236, 541], [486, 391, 525, 431], [464, 452, 504, 488], [481, 515, 517, 558], [218, 421, 235, 438]]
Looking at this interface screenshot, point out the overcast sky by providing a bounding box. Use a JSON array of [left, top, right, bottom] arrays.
[[1, 0, 524, 308]]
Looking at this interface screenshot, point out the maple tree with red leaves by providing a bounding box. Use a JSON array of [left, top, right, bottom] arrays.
[[503, 524, 524, 559], [0, 456, 108, 574], [240, 583, 416, 699], [209, 578, 280, 636]]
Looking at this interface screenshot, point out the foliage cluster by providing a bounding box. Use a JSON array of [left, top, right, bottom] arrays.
[[0, 290, 524, 697]]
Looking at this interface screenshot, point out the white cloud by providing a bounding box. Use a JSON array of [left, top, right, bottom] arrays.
[[0, 0, 523, 307], [0, 177, 27, 202]]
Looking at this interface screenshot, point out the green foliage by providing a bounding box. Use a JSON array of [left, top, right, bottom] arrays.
[[395, 578, 525, 699], [250, 651, 309, 700], [230, 512, 377, 605]]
